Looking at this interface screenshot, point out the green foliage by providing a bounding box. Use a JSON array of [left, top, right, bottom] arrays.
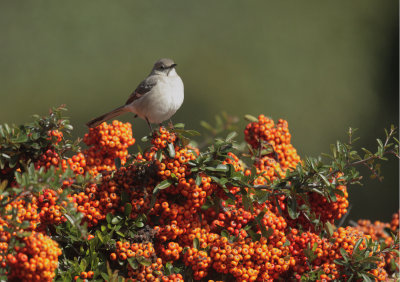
[[334, 236, 400, 281], [0, 105, 77, 172]]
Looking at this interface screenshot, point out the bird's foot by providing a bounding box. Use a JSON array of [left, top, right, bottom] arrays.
[[167, 119, 175, 131]]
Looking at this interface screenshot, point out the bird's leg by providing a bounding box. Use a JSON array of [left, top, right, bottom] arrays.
[[168, 119, 175, 131], [145, 117, 153, 133]]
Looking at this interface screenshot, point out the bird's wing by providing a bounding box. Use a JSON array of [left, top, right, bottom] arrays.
[[125, 76, 158, 105]]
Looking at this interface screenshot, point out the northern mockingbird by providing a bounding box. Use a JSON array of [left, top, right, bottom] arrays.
[[86, 58, 184, 130]]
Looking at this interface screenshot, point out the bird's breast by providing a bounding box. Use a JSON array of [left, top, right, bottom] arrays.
[[157, 76, 184, 110], [131, 75, 184, 124]]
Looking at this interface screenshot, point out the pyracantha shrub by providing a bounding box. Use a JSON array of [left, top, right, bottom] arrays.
[[0, 107, 398, 281]]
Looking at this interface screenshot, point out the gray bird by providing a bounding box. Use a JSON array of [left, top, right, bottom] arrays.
[[86, 58, 184, 130]]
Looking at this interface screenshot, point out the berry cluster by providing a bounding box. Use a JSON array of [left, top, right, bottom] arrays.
[[391, 210, 399, 232], [75, 270, 94, 280], [150, 127, 197, 181], [354, 219, 392, 245], [184, 247, 212, 280], [83, 120, 135, 175], [112, 241, 155, 261], [46, 129, 63, 144], [286, 184, 349, 230], [72, 183, 104, 227], [208, 203, 252, 238], [354, 214, 400, 275], [333, 227, 388, 281], [34, 129, 64, 171], [61, 152, 86, 175], [1, 197, 39, 230], [158, 241, 183, 262], [7, 231, 62, 282], [37, 189, 68, 228], [288, 229, 337, 280], [36, 121, 135, 177], [210, 235, 294, 281], [288, 226, 390, 281], [253, 156, 284, 185], [35, 148, 61, 170], [109, 240, 184, 282], [245, 117, 350, 230], [244, 115, 301, 171]]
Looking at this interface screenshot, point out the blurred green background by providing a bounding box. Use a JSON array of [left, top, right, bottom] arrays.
[[0, 1, 398, 223]]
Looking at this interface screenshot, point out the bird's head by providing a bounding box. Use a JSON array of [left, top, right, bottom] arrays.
[[152, 58, 178, 76]]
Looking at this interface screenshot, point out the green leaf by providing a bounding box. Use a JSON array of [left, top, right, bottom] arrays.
[[137, 256, 151, 266], [149, 192, 158, 211], [14, 172, 22, 184], [120, 191, 129, 205], [244, 224, 252, 231], [0, 180, 7, 191], [215, 164, 229, 172], [195, 174, 202, 186], [242, 194, 251, 211], [164, 262, 173, 275], [339, 248, 349, 261], [333, 259, 345, 266], [200, 121, 214, 132], [114, 158, 122, 170], [174, 123, 185, 129], [16, 231, 31, 238], [361, 273, 373, 282], [244, 114, 258, 122], [221, 230, 229, 238], [333, 188, 345, 197], [19, 221, 31, 229], [354, 238, 363, 252], [124, 203, 132, 217], [311, 242, 318, 252], [106, 213, 112, 224], [376, 138, 383, 148], [226, 131, 237, 142], [318, 173, 331, 186], [328, 189, 337, 202], [167, 143, 175, 158], [184, 129, 201, 136], [101, 273, 109, 280], [79, 258, 87, 271], [255, 190, 269, 204], [127, 258, 139, 270], [96, 230, 104, 243], [325, 222, 335, 237], [154, 179, 173, 191], [193, 237, 200, 249], [12, 133, 28, 143], [287, 197, 299, 219], [9, 155, 19, 168], [248, 230, 261, 241], [111, 216, 122, 225], [201, 200, 212, 211], [155, 150, 163, 162], [135, 221, 144, 228], [263, 227, 273, 238], [260, 148, 274, 155]]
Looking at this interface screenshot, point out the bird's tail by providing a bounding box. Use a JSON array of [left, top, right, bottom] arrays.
[[86, 106, 128, 128]]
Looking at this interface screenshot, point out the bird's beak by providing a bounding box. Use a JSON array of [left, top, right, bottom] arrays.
[[167, 64, 177, 75]]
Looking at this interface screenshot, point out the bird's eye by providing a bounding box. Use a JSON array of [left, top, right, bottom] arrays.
[[160, 65, 165, 69]]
